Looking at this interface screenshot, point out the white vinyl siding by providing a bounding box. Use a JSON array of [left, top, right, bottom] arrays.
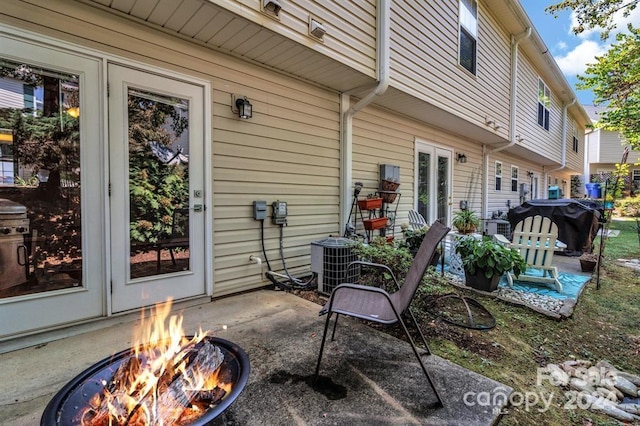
[[1, 0, 341, 297], [389, 0, 511, 132], [515, 52, 563, 162], [352, 106, 482, 231], [0, 77, 25, 108]]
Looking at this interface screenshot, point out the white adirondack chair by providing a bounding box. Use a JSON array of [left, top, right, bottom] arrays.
[[408, 209, 428, 230], [506, 215, 563, 293]]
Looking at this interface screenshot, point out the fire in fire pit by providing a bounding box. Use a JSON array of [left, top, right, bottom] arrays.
[[41, 301, 250, 425]]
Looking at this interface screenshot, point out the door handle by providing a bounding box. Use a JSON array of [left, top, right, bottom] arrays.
[[193, 204, 204, 212]]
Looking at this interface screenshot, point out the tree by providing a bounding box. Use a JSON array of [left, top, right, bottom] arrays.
[[548, 0, 640, 149], [546, 0, 639, 39], [578, 28, 640, 147]]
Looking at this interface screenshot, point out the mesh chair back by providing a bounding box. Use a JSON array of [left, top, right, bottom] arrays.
[[396, 221, 449, 310]]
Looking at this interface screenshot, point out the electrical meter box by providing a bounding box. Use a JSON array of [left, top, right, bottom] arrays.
[[253, 200, 267, 220], [272, 200, 288, 225]]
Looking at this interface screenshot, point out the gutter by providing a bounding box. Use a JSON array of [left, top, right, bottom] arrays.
[[483, 27, 530, 219], [340, 0, 390, 232], [490, 27, 531, 154], [549, 98, 577, 173]]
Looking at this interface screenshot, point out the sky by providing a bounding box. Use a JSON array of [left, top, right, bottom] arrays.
[[519, 0, 640, 107]]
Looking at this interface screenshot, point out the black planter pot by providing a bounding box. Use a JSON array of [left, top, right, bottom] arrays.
[[464, 268, 501, 292], [580, 258, 597, 272]]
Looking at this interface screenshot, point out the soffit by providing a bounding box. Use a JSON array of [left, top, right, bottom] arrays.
[[84, 0, 373, 92]]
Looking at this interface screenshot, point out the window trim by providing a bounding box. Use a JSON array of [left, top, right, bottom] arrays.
[[458, 0, 478, 76], [495, 161, 502, 191], [537, 78, 550, 131], [511, 165, 518, 192]]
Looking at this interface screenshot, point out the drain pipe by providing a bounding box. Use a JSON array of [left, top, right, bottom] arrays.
[[490, 27, 531, 155], [483, 27, 530, 218], [340, 0, 390, 232], [549, 98, 577, 174], [545, 98, 576, 197]]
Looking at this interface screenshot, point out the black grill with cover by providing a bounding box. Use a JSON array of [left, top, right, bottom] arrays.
[[507, 198, 602, 256]]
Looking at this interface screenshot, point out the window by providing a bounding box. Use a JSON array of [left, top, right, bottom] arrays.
[[538, 79, 550, 130], [459, 0, 477, 75], [572, 136, 579, 153], [495, 161, 502, 191], [511, 166, 518, 192]]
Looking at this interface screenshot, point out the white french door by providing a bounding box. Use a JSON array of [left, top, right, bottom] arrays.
[[415, 141, 453, 226], [0, 34, 105, 340], [108, 64, 206, 313]]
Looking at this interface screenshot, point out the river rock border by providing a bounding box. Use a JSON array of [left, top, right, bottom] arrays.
[[444, 272, 581, 319], [542, 359, 640, 423]]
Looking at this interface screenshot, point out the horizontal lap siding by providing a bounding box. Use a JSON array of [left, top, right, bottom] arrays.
[[600, 131, 627, 163], [234, 0, 377, 77], [353, 106, 483, 231], [565, 116, 584, 173], [2, 0, 341, 296], [486, 153, 545, 215], [516, 52, 563, 162], [389, 1, 511, 133]]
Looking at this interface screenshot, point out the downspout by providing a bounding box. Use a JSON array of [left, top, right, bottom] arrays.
[[340, 0, 390, 233], [545, 98, 576, 197], [549, 98, 577, 173], [490, 27, 531, 155], [483, 27, 530, 219]]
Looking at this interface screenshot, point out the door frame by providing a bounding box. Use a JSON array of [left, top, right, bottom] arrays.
[[414, 139, 453, 226], [0, 29, 106, 341], [107, 62, 213, 313], [0, 24, 213, 346]]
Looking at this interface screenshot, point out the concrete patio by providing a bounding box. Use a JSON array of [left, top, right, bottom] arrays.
[[1, 290, 512, 425]]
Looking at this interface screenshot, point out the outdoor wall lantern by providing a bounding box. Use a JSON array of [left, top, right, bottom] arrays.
[[232, 95, 252, 120], [456, 153, 467, 163], [527, 171, 534, 178], [262, 0, 281, 16]]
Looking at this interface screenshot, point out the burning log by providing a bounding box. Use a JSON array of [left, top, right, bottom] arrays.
[[83, 340, 225, 425]]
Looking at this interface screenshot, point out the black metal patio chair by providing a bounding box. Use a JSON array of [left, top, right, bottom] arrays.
[[314, 221, 450, 407]]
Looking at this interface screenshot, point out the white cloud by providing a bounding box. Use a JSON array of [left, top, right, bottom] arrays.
[[555, 40, 607, 76], [555, 40, 568, 51]]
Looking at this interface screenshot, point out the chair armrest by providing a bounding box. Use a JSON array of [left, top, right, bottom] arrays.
[[319, 282, 392, 316], [346, 260, 400, 290]]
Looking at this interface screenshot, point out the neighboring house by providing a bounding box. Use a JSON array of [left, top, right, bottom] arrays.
[[0, 0, 590, 347], [583, 105, 640, 194]]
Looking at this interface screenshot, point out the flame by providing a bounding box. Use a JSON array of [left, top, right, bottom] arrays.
[[81, 299, 229, 425]]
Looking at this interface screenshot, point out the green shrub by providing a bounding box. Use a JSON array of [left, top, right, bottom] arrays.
[[617, 196, 640, 217], [352, 238, 413, 292]]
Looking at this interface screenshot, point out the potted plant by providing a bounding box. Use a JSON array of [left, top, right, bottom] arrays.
[[452, 209, 480, 234], [579, 252, 599, 272], [357, 193, 383, 210], [455, 236, 527, 292]]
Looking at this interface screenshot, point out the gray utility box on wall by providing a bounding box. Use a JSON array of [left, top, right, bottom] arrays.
[[380, 164, 400, 182], [311, 237, 360, 295], [484, 219, 511, 238]]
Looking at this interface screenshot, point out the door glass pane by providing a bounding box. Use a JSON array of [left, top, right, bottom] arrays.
[[128, 89, 190, 279], [0, 59, 82, 298], [437, 155, 449, 223], [417, 152, 431, 223]]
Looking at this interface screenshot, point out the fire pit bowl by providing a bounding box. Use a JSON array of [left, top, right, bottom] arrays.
[[41, 336, 250, 426]]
